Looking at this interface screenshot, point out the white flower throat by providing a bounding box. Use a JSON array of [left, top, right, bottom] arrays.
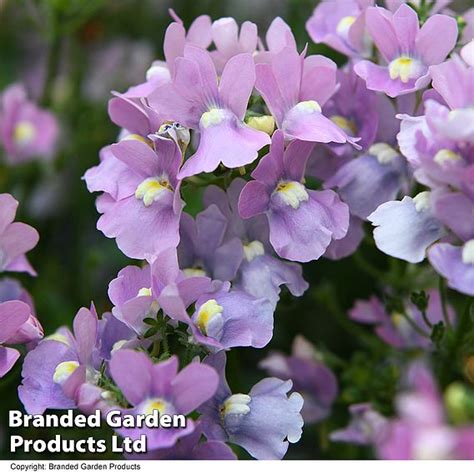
[[274, 181, 309, 209]]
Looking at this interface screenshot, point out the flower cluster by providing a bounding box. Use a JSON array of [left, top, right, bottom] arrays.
[[2, 0, 474, 461]]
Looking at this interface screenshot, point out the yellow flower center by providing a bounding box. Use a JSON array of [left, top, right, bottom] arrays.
[[196, 299, 223, 336], [388, 56, 423, 83], [142, 398, 168, 415], [53, 361, 80, 384], [135, 176, 172, 207], [336, 16, 356, 37], [14, 121, 36, 146]]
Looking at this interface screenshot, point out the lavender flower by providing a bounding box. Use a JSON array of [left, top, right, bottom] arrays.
[[199, 352, 304, 460], [354, 4, 458, 97], [94, 136, 183, 260], [255, 45, 358, 146], [0, 84, 58, 164], [239, 131, 349, 262], [306, 0, 373, 58], [149, 46, 270, 178]]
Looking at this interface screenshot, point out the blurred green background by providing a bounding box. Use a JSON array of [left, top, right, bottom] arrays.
[[0, 0, 470, 460]]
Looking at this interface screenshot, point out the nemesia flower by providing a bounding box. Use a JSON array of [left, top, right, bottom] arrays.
[[306, 0, 373, 58], [149, 46, 270, 178], [255, 45, 358, 146], [0, 300, 40, 377], [199, 352, 304, 460], [428, 241, 474, 296], [19, 306, 100, 414], [330, 403, 387, 445], [368, 192, 445, 263], [260, 335, 338, 423], [0, 84, 58, 164], [376, 361, 474, 459], [239, 131, 349, 262], [154, 267, 274, 352], [349, 290, 455, 349], [203, 179, 308, 307], [95, 136, 183, 260], [108, 349, 218, 450], [354, 4, 458, 97], [0, 193, 39, 276], [189, 283, 274, 351]]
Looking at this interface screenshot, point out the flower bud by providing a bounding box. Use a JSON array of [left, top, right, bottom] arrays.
[[246, 115, 275, 135]]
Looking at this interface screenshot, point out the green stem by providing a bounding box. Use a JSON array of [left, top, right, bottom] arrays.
[[420, 309, 433, 329], [400, 311, 430, 339], [439, 276, 452, 332]]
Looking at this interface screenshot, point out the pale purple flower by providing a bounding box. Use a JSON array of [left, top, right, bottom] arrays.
[[108, 349, 218, 450], [94, 136, 183, 260], [330, 403, 387, 445], [306, 0, 373, 58], [19, 306, 100, 414], [260, 335, 338, 424], [368, 192, 445, 263], [0, 193, 39, 276], [0, 84, 58, 164], [199, 352, 304, 460], [149, 46, 270, 178], [239, 131, 349, 262], [428, 241, 474, 296], [189, 283, 274, 352], [255, 46, 358, 146], [354, 4, 458, 97], [203, 179, 308, 307]]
